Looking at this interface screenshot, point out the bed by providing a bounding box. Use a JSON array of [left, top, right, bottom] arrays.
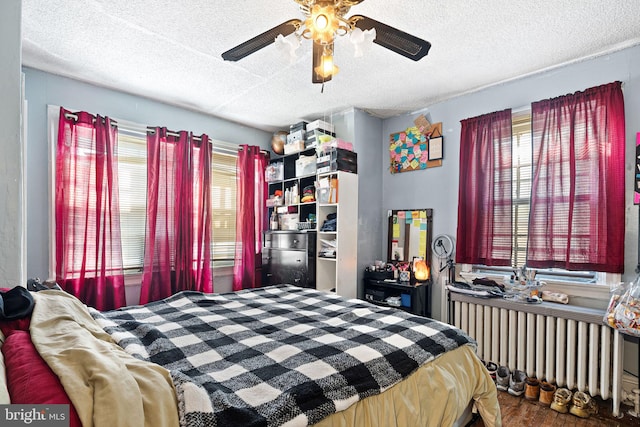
[[0, 285, 500, 427]]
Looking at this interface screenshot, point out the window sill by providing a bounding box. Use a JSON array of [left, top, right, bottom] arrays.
[[448, 291, 606, 324], [123, 265, 234, 287], [459, 271, 611, 301]]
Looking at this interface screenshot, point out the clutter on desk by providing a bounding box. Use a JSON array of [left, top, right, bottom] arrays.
[[364, 261, 395, 281]]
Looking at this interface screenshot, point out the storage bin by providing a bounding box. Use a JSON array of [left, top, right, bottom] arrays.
[[279, 214, 298, 231], [316, 187, 330, 204], [265, 162, 284, 182], [287, 129, 305, 144], [265, 196, 283, 207], [307, 119, 334, 133], [284, 140, 305, 154], [295, 154, 317, 177], [289, 121, 308, 132], [317, 148, 357, 174], [401, 293, 411, 308]]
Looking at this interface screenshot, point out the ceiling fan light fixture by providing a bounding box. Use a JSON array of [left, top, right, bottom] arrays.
[[315, 14, 328, 29], [314, 46, 339, 79], [350, 27, 376, 58], [304, 4, 340, 44], [222, 0, 432, 84], [274, 32, 301, 63]]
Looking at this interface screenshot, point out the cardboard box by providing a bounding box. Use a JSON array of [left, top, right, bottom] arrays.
[[284, 140, 305, 154], [316, 148, 357, 174], [307, 119, 334, 133], [289, 121, 308, 132], [287, 129, 305, 144]]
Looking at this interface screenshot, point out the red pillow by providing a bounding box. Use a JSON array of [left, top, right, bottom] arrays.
[[1, 331, 81, 427], [0, 318, 31, 337]]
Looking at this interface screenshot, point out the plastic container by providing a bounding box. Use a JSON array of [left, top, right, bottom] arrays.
[[265, 162, 284, 182], [316, 187, 330, 204], [296, 154, 317, 177], [401, 293, 411, 308]]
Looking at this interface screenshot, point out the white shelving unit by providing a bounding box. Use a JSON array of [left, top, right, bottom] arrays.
[[316, 171, 358, 299], [266, 147, 318, 230]]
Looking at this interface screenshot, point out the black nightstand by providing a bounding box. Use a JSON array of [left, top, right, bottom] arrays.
[[363, 277, 430, 318]]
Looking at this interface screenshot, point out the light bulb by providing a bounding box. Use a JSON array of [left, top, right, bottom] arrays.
[[315, 14, 328, 30], [315, 53, 339, 79]]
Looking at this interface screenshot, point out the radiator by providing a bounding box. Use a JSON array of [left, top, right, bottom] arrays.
[[449, 293, 624, 417]]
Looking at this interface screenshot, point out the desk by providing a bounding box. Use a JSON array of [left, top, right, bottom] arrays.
[[363, 278, 430, 317]]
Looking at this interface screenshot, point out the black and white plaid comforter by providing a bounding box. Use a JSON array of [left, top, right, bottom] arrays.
[[91, 285, 475, 427]]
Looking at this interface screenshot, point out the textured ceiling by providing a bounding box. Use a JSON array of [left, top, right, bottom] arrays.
[[21, 0, 640, 132]]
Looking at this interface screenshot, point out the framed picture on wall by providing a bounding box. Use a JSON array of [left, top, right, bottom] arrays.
[[428, 136, 443, 161]]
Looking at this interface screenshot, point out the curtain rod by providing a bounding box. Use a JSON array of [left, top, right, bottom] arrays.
[[146, 126, 268, 155], [64, 112, 118, 126], [62, 110, 267, 156]]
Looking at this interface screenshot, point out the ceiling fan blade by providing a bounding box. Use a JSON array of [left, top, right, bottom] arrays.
[[351, 15, 431, 61], [222, 19, 302, 61], [312, 42, 333, 84]]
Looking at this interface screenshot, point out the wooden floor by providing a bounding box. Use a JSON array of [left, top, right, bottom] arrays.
[[469, 389, 640, 426]]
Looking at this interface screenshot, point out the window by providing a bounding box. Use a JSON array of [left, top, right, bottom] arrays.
[[116, 123, 238, 273], [468, 110, 600, 286], [48, 107, 237, 277]]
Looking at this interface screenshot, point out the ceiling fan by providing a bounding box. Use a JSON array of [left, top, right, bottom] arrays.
[[221, 0, 431, 84]]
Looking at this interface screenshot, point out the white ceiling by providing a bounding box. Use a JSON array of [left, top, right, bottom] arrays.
[[21, 0, 640, 132]]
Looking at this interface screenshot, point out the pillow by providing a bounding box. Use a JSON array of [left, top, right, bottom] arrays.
[[0, 287, 31, 336], [2, 331, 81, 427], [0, 317, 31, 337]]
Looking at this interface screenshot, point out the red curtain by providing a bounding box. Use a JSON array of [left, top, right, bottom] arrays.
[[139, 128, 212, 304], [456, 109, 513, 266], [55, 107, 126, 311], [528, 81, 625, 273], [233, 145, 268, 291]]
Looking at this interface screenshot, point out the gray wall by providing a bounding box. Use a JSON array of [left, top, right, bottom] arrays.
[[23, 67, 272, 285], [318, 108, 384, 299], [352, 110, 384, 298]]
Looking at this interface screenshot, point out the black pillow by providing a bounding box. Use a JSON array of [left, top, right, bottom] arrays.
[[0, 287, 35, 320]]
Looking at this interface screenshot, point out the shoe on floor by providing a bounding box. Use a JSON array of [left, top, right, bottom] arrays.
[[569, 391, 598, 418], [538, 381, 556, 406], [484, 361, 498, 382], [524, 377, 540, 401], [550, 388, 572, 414], [496, 366, 510, 391], [508, 369, 527, 396]]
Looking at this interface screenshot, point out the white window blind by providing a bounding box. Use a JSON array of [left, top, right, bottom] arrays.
[[211, 150, 237, 266], [511, 113, 532, 268], [117, 129, 148, 273]]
